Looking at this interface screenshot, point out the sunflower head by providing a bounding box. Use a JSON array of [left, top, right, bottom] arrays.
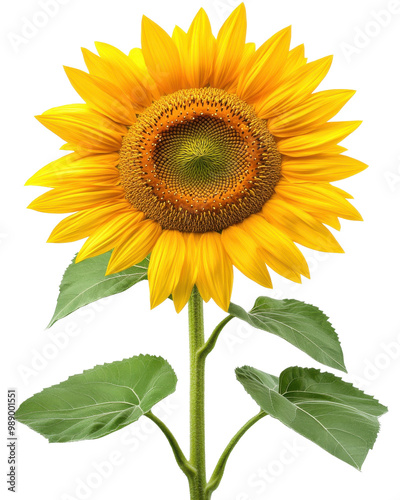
[[27, 4, 367, 313], [119, 87, 281, 233]]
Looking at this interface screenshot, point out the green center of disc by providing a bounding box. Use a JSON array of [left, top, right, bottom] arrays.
[[153, 115, 246, 196]]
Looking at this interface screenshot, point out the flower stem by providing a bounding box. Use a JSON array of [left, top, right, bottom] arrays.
[[188, 286, 207, 500], [146, 411, 195, 478], [198, 314, 233, 360], [186, 291, 266, 499], [205, 411, 267, 497]]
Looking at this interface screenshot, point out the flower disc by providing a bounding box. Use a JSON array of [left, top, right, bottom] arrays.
[[119, 87, 281, 232]]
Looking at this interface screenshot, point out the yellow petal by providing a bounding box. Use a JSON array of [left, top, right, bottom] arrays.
[[197, 232, 233, 311], [210, 3, 247, 90], [94, 42, 153, 109], [311, 212, 341, 231], [59, 142, 84, 151], [28, 186, 125, 213], [106, 219, 162, 275], [242, 214, 309, 281], [280, 44, 307, 79], [195, 235, 211, 302], [224, 42, 255, 94], [329, 185, 353, 199], [141, 16, 182, 95], [81, 48, 114, 81], [281, 154, 368, 182], [221, 225, 272, 287], [76, 210, 145, 262], [26, 152, 120, 187], [148, 230, 186, 309], [128, 47, 147, 70], [172, 233, 200, 313], [128, 47, 160, 100], [262, 197, 344, 253], [321, 145, 348, 155], [185, 8, 215, 88], [26, 152, 84, 186], [36, 104, 127, 153], [48, 201, 132, 243], [237, 26, 291, 103], [172, 25, 188, 57], [82, 48, 150, 110], [171, 26, 190, 89], [275, 181, 363, 221], [269, 89, 356, 137], [244, 42, 256, 59], [64, 67, 136, 124], [277, 121, 362, 157], [256, 55, 333, 118]]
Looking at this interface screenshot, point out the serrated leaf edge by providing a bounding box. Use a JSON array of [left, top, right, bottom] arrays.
[[16, 354, 177, 420]]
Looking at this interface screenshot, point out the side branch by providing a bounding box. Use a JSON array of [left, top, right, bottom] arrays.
[[205, 411, 267, 497], [197, 315, 233, 360], [146, 411, 196, 478]]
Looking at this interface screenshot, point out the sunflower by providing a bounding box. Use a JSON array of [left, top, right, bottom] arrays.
[[27, 4, 366, 313]]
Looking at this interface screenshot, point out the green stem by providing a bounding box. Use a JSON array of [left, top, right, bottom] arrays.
[[184, 291, 265, 499], [197, 315, 234, 361], [146, 412, 195, 478], [188, 286, 207, 500], [205, 411, 267, 498]]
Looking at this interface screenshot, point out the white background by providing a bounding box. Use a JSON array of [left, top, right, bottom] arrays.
[[2, 0, 400, 499]]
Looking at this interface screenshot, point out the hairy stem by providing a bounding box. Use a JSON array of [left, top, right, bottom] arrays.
[[206, 411, 267, 497], [188, 286, 207, 500], [146, 411, 195, 478], [197, 315, 233, 361]]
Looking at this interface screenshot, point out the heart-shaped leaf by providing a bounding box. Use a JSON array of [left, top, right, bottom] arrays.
[[236, 365, 387, 469], [48, 252, 149, 327], [229, 297, 346, 371], [16, 355, 176, 442]]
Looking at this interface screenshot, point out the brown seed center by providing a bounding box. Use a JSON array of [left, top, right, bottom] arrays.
[[119, 87, 281, 232]]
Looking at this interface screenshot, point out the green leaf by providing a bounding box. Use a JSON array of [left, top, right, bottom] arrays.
[[48, 252, 149, 327], [236, 365, 387, 469], [229, 297, 346, 372], [15, 355, 176, 443]]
